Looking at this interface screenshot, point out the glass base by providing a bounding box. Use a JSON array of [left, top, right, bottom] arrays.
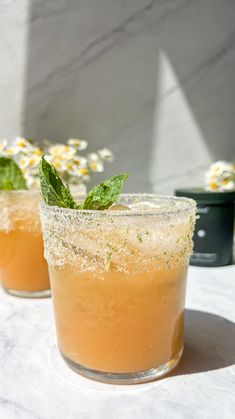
[[2, 286, 51, 299], [61, 347, 183, 384]]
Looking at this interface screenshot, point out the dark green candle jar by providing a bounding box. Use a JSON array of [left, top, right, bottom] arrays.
[[175, 188, 235, 267]]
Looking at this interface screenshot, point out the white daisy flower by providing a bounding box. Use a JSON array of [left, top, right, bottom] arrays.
[[15, 137, 33, 150], [72, 156, 88, 167], [88, 152, 104, 172], [205, 161, 235, 192], [30, 147, 43, 157], [64, 161, 78, 176], [210, 161, 232, 173], [89, 160, 104, 173], [79, 167, 90, 176], [97, 148, 114, 162], [78, 167, 90, 182], [88, 152, 99, 161], [48, 144, 76, 160], [28, 156, 41, 168], [50, 157, 67, 172], [220, 180, 235, 191], [21, 155, 41, 169], [19, 157, 30, 169], [0, 136, 114, 188], [205, 180, 219, 191], [67, 139, 88, 150], [3, 146, 18, 156]]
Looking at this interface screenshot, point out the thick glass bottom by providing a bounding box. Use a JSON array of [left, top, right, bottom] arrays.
[[61, 347, 183, 384], [2, 286, 51, 298]]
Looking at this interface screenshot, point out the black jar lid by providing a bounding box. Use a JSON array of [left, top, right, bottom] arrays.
[[175, 188, 235, 205]]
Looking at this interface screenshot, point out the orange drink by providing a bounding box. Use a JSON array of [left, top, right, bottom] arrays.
[[40, 194, 196, 383], [0, 191, 50, 298]]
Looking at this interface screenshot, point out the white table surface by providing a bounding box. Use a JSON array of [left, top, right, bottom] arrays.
[[1, 265, 235, 419]]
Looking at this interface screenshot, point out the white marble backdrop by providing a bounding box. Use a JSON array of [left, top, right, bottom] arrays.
[[0, 0, 235, 192]]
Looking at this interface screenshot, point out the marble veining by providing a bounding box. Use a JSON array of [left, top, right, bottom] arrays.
[[25, 0, 192, 91], [1, 265, 235, 419]]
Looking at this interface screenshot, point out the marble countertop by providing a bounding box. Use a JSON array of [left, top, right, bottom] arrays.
[[1, 265, 235, 419]]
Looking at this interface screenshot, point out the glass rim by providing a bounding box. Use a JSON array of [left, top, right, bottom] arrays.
[[40, 193, 196, 218], [0, 189, 39, 196]]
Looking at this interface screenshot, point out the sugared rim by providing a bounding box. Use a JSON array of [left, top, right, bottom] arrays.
[[40, 193, 196, 218], [0, 189, 39, 195]]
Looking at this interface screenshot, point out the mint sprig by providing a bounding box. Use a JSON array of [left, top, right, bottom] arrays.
[[39, 156, 78, 209], [0, 157, 27, 190], [80, 173, 128, 210], [39, 156, 128, 210]]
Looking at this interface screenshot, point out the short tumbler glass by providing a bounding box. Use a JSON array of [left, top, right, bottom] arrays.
[[0, 190, 50, 298], [40, 194, 196, 384]]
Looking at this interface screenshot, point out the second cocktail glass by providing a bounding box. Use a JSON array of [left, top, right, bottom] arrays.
[[0, 190, 50, 297]]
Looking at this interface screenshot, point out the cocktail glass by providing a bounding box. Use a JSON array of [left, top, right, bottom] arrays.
[[0, 190, 50, 298], [40, 194, 196, 383]]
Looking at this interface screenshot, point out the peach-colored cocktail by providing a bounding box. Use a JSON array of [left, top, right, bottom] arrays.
[[40, 194, 196, 383], [0, 191, 50, 297]]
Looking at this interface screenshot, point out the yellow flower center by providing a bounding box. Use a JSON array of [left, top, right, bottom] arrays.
[[5, 147, 16, 155], [17, 140, 28, 148], [66, 163, 74, 171], [90, 162, 98, 171], [29, 158, 37, 167], [209, 181, 218, 190], [33, 149, 43, 156], [79, 168, 89, 175], [20, 157, 27, 165], [73, 159, 81, 166], [53, 161, 62, 169]]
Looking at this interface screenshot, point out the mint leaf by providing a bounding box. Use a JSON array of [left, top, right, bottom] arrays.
[[0, 157, 27, 190], [39, 156, 78, 209], [80, 173, 128, 210], [39, 156, 128, 210]]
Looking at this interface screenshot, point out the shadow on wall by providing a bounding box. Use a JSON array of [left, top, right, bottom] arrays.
[[22, 1, 235, 192]]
